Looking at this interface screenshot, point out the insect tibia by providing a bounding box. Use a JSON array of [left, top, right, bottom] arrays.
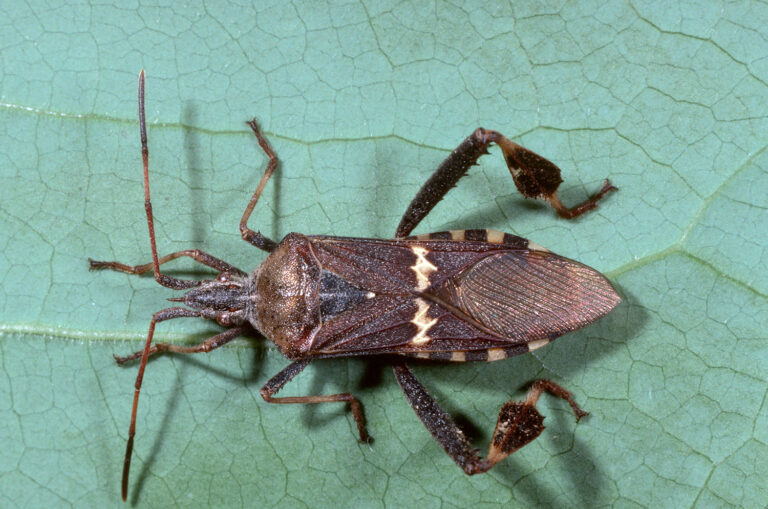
[[490, 132, 617, 218], [485, 379, 587, 469], [485, 400, 545, 468]]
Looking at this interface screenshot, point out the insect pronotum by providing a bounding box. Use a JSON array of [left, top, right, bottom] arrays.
[[90, 71, 620, 501]]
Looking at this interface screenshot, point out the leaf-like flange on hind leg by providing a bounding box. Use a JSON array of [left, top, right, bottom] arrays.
[[394, 363, 587, 475], [486, 379, 588, 469], [484, 130, 617, 220], [486, 400, 545, 468]]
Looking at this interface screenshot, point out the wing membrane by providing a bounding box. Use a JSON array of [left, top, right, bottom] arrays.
[[437, 250, 620, 342]]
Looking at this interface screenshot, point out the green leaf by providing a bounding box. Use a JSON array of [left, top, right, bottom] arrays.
[[2, 1, 767, 507]]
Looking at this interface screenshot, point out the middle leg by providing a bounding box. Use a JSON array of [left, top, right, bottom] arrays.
[[260, 359, 371, 442]]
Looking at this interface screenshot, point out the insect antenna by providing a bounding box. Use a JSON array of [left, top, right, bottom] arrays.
[[137, 70, 199, 291], [120, 306, 201, 501]]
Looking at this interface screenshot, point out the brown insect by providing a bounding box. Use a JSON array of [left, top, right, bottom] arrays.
[[90, 71, 620, 501]]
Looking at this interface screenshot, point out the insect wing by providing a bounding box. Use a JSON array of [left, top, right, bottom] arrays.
[[304, 236, 619, 360], [434, 249, 620, 343]]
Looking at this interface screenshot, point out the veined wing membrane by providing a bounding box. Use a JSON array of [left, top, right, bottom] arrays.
[[435, 250, 620, 342]]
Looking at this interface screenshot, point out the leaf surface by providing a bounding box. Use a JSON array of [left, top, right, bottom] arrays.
[[1, 1, 767, 507]]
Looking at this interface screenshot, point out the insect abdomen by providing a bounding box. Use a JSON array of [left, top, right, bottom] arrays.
[[407, 345, 532, 362]]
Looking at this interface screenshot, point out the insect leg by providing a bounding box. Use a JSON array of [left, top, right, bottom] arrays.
[[89, 249, 246, 277], [392, 362, 484, 470], [395, 128, 616, 237], [260, 359, 370, 442], [392, 362, 586, 474], [113, 324, 245, 365], [239, 119, 279, 253]]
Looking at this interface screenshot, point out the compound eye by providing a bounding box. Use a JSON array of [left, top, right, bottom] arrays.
[[217, 313, 231, 327]]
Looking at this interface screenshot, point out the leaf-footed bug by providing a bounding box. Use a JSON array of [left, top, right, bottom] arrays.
[[90, 71, 620, 501]]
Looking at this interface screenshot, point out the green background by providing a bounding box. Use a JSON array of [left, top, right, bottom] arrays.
[[1, 1, 767, 507]]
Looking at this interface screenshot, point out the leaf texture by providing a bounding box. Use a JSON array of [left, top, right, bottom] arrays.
[[1, 1, 767, 507]]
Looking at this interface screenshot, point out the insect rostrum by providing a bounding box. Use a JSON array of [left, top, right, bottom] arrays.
[[90, 71, 620, 501]]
